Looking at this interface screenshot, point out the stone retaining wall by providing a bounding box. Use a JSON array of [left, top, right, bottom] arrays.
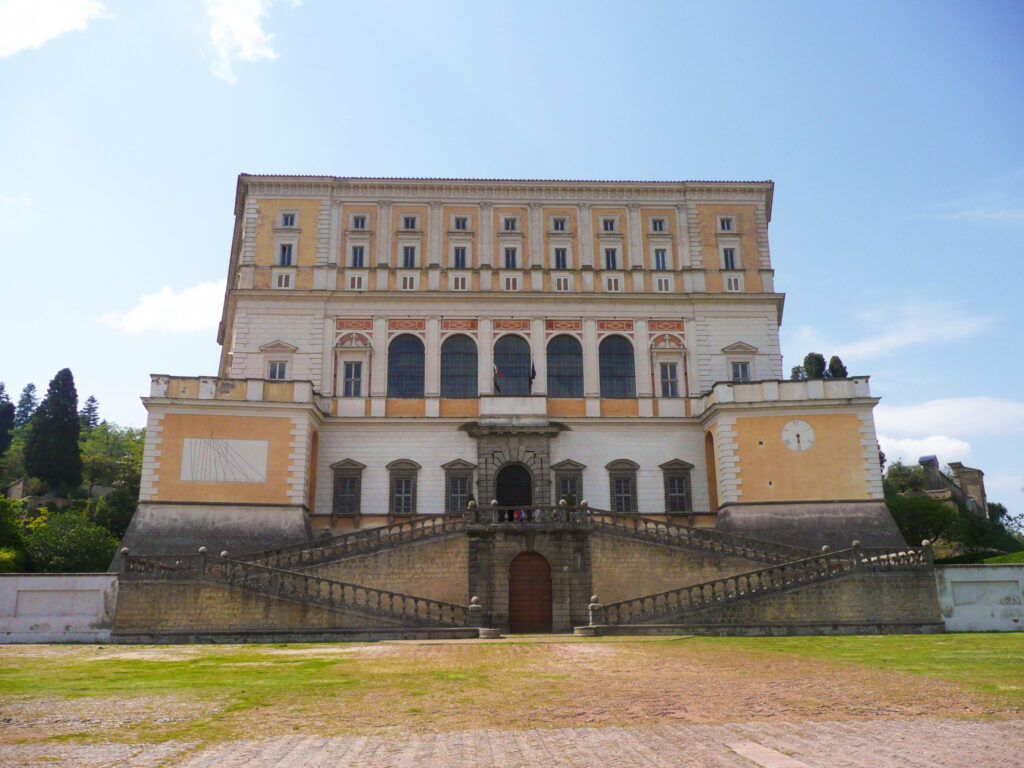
[[0, 574, 118, 643]]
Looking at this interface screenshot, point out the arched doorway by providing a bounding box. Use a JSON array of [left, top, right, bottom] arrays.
[[495, 464, 532, 507], [508, 551, 552, 633]]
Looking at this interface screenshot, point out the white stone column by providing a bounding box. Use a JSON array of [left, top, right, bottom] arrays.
[[478, 317, 494, 395], [427, 201, 443, 267], [582, 318, 600, 398], [634, 319, 653, 397], [371, 317, 388, 397], [674, 203, 690, 268], [478, 202, 493, 268], [626, 203, 642, 269], [327, 199, 342, 266], [425, 316, 441, 397], [528, 202, 543, 268], [578, 203, 593, 269], [376, 200, 392, 266], [530, 317, 546, 395]]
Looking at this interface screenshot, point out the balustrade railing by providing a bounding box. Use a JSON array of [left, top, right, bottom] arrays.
[[589, 512, 816, 563], [121, 551, 472, 627], [598, 545, 932, 625], [467, 504, 589, 525]]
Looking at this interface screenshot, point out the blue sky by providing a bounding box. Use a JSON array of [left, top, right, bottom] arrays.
[[1, 0, 1021, 506]]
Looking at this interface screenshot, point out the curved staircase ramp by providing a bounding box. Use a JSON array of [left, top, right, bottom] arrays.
[[236, 514, 467, 570], [591, 513, 816, 564], [121, 553, 472, 628], [597, 546, 932, 626]]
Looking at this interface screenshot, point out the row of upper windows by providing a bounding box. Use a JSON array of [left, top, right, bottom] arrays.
[[277, 209, 738, 234], [330, 458, 693, 516]]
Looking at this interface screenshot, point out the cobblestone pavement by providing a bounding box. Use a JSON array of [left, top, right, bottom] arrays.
[[3, 718, 1023, 768]]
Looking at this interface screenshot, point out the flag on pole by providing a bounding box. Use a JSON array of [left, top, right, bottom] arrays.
[[493, 362, 502, 393], [529, 361, 536, 392]]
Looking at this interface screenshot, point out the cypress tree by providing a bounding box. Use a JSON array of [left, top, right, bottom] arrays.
[[0, 400, 13, 459], [24, 369, 82, 495], [802, 352, 827, 379], [79, 395, 100, 433], [827, 355, 848, 379], [14, 383, 38, 427]]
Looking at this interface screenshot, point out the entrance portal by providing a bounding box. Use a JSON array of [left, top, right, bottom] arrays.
[[495, 464, 532, 507], [508, 551, 552, 633]]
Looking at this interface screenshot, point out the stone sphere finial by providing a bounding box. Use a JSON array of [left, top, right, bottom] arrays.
[[490, 499, 499, 507], [821, 545, 830, 553], [470, 596, 481, 605], [120, 547, 130, 556], [558, 499, 566, 508], [851, 540, 860, 548], [220, 551, 229, 558], [921, 539, 931, 547], [198, 546, 208, 555], [590, 594, 600, 604], [468, 500, 477, 509], [580, 499, 589, 509]]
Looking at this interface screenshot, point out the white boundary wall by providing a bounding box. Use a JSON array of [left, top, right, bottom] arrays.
[[0, 574, 118, 643], [935, 565, 1024, 632]]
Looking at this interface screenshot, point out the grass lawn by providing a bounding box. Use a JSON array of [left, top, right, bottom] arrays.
[[1, 634, 1021, 745]]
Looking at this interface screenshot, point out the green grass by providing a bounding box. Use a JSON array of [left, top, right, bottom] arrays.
[[984, 551, 1024, 564], [711, 633, 1024, 700]]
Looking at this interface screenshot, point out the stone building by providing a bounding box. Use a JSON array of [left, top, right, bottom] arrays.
[[116, 175, 922, 637]]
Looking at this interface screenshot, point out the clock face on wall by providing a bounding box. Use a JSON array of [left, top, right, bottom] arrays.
[[781, 419, 814, 452]]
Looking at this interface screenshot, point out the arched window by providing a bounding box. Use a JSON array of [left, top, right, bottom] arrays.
[[599, 335, 635, 398], [440, 334, 478, 398], [547, 335, 583, 398], [387, 334, 424, 398], [493, 335, 531, 395]]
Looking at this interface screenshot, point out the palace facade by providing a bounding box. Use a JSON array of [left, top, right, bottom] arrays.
[[124, 175, 902, 558]]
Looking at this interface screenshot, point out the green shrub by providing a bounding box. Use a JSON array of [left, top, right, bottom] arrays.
[[24, 508, 118, 572], [0, 546, 25, 572]]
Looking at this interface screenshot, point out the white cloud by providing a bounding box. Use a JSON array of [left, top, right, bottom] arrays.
[[878, 434, 972, 466], [874, 397, 1024, 438], [0, 0, 109, 58], [205, 0, 298, 83], [791, 300, 991, 363], [98, 280, 226, 335]]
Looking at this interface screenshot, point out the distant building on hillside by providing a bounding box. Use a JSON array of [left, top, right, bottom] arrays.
[[915, 456, 988, 519]]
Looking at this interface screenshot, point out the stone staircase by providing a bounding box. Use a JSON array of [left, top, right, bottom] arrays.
[[120, 551, 475, 628], [589, 545, 933, 627]]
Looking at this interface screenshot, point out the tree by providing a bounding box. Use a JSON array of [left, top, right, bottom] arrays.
[[14, 383, 38, 427], [803, 352, 826, 379], [0, 399, 13, 460], [883, 460, 926, 495], [24, 369, 81, 495], [23, 507, 118, 572], [886, 494, 959, 546], [827, 356, 848, 379], [78, 395, 100, 433]]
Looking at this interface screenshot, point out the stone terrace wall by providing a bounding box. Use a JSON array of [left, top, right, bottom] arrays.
[[114, 580, 411, 635], [682, 569, 942, 627], [301, 534, 469, 606], [590, 531, 768, 604]]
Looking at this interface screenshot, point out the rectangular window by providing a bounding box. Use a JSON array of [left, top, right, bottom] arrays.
[[731, 362, 751, 382], [725, 276, 742, 292], [655, 248, 667, 271], [604, 248, 617, 270], [553, 217, 566, 231], [342, 361, 362, 396], [352, 215, 366, 229], [719, 216, 734, 232], [392, 476, 415, 516], [554, 276, 570, 292], [660, 362, 679, 397], [447, 475, 470, 513], [275, 272, 292, 289], [611, 475, 635, 513], [504, 247, 517, 269], [557, 473, 581, 503], [656, 277, 671, 292], [723, 247, 736, 270], [665, 475, 688, 513], [278, 243, 293, 266], [403, 216, 417, 229], [348, 275, 364, 290], [268, 360, 287, 380], [281, 213, 296, 227], [602, 218, 615, 232], [401, 274, 416, 290], [403, 246, 416, 268], [503, 217, 517, 231], [452, 275, 468, 290], [554, 247, 567, 270], [351, 245, 364, 268], [454, 216, 467, 230], [333, 474, 361, 516], [651, 218, 665, 232], [453, 246, 467, 269], [605, 277, 621, 292], [504, 275, 519, 291]]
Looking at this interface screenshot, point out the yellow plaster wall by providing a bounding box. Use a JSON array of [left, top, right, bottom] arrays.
[[340, 204, 377, 265], [493, 206, 529, 267], [591, 207, 629, 268], [696, 203, 762, 294], [734, 413, 869, 502], [154, 413, 295, 504], [386, 399, 426, 417], [391, 206, 428, 266], [640, 208, 678, 270], [600, 399, 639, 417], [439, 399, 479, 418], [441, 205, 479, 267], [166, 378, 199, 399], [547, 399, 586, 417], [253, 199, 322, 267], [541, 207, 578, 269], [263, 382, 294, 401]]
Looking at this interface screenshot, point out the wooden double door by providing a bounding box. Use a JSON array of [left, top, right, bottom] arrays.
[[508, 551, 552, 633]]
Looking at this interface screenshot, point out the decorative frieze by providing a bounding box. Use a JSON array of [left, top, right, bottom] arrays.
[[336, 318, 373, 331], [388, 318, 426, 331]]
